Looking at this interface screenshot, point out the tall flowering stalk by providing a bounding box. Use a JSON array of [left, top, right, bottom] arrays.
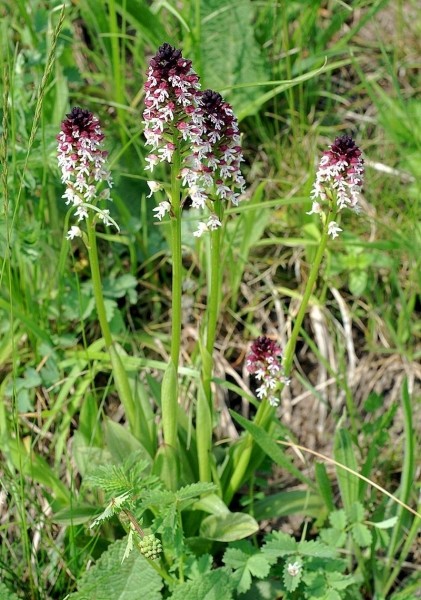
[[143, 43, 201, 458], [225, 135, 364, 504], [143, 44, 245, 482], [57, 108, 143, 439]]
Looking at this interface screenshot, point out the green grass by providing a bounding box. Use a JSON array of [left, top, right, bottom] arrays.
[[0, 0, 420, 598]]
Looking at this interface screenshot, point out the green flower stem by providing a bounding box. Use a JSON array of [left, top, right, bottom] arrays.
[[161, 146, 182, 451], [145, 555, 176, 586], [224, 221, 331, 505], [197, 200, 223, 482], [204, 199, 223, 400], [86, 216, 136, 431], [282, 221, 330, 377], [169, 148, 182, 368], [224, 394, 273, 504]]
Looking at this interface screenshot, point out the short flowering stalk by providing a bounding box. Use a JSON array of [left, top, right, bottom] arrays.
[[58, 108, 142, 437], [225, 135, 364, 504], [224, 223, 330, 504]]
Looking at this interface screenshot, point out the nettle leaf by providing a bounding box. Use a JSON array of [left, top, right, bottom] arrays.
[[168, 568, 234, 600], [141, 488, 175, 509], [351, 523, 372, 548], [69, 538, 163, 599], [176, 482, 216, 508], [240, 579, 285, 600], [223, 544, 272, 593]]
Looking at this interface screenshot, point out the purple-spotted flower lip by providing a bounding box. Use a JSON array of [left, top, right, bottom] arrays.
[[246, 336, 289, 407]]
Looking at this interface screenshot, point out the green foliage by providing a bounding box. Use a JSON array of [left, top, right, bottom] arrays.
[[223, 542, 273, 594], [0, 582, 20, 600], [1, 0, 420, 598], [168, 569, 234, 600], [198, 0, 270, 117], [68, 538, 163, 600]]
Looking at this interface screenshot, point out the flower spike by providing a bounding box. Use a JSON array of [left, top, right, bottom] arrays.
[[183, 89, 246, 214], [143, 43, 201, 168], [246, 336, 289, 407], [309, 135, 364, 237], [57, 107, 114, 236]]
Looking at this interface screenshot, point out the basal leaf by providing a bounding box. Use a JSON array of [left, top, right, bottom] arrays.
[[200, 512, 258, 542], [199, 0, 269, 117], [104, 418, 153, 465], [253, 490, 323, 521], [229, 411, 313, 486], [333, 428, 359, 512]]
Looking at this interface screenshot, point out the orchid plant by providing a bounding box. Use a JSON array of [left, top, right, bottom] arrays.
[[58, 44, 365, 513]]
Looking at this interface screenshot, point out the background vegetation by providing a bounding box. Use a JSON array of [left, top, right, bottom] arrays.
[[0, 0, 420, 598]]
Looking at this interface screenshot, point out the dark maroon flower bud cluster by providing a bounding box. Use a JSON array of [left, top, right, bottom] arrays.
[[57, 107, 113, 236], [246, 336, 289, 407], [143, 43, 201, 171]]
